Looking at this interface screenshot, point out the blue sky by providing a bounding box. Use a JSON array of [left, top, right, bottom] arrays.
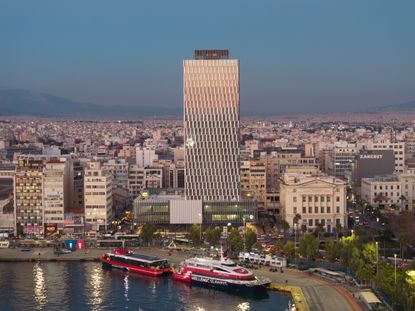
[[0, 0, 414, 114]]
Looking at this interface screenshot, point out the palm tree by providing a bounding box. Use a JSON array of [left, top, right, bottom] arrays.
[[374, 192, 389, 209], [399, 194, 407, 212], [293, 213, 301, 226], [335, 223, 343, 240]]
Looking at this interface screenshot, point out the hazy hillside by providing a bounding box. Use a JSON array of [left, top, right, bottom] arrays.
[[0, 89, 181, 117]]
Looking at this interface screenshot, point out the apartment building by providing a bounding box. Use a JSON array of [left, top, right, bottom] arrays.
[[84, 162, 113, 231]]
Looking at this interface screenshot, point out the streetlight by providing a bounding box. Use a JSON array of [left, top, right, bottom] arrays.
[[376, 241, 379, 277], [394, 253, 397, 285], [227, 222, 232, 254], [198, 213, 202, 244], [294, 223, 298, 267], [242, 215, 254, 252]]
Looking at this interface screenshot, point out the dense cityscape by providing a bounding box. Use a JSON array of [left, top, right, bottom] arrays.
[[0, 50, 414, 311], [1, 1, 415, 310]]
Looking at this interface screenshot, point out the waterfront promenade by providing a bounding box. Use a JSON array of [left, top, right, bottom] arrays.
[[0, 247, 364, 311]]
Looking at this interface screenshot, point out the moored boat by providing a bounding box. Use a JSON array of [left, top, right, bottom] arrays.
[[172, 255, 270, 292], [101, 248, 172, 276]]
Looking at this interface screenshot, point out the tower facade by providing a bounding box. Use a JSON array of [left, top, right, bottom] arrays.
[[184, 49, 240, 201]]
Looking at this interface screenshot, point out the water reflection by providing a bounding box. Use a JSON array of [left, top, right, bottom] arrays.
[[33, 262, 47, 310], [237, 302, 250, 311], [88, 265, 104, 310], [124, 274, 129, 302], [0, 263, 289, 311]]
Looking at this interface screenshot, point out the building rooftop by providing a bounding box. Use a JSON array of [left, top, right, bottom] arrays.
[[194, 49, 229, 60], [362, 174, 399, 182], [282, 173, 345, 185]]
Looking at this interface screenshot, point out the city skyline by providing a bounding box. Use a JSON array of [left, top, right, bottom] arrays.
[[1, 0, 414, 114]]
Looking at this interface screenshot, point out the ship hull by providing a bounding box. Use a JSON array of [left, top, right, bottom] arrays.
[[190, 274, 269, 293], [101, 256, 172, 276]]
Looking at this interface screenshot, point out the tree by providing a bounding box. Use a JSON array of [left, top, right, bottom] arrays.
[[283, 241, 295, 259], [205, 227, 221, 246], [244, 228, 257, 252], [301, 224, 307, 234], [399, 194, 407, 212], [362, 242, 377, 264], [335, 223, 343, 240], [229, 228, 243, 252], [275, 217, 290, 232], [293, 213, 301, 226], [338, 235, 357, 268], [314, 224, 325, 237], [139, 224, 157, 245], [299, 233, 320, 260], [252, 242, 263, 253], [274, 239, 283, 251], [325, 238, 340, 262], [390, 212, 415, 259], [189, 224, 201, 246]]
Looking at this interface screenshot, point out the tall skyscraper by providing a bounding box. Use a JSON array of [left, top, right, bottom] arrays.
[[184, 49, 240, 201]]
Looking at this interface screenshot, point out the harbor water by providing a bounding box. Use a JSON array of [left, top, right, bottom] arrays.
[[0, 262, 291, 311]]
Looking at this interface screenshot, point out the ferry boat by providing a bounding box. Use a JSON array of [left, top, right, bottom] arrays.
[[101, 248, 172, 276], [172, 255, 271, 292]]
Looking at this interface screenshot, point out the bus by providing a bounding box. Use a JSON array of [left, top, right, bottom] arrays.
[[97, 239, 125, 248], [114, 234, 140, 240], [312, 268, 346, 283]]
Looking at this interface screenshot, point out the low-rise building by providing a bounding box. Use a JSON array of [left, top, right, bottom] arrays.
[[361, 175, 402, 208]]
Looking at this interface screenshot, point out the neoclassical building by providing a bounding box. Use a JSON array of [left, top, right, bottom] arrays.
[[280, 173, 347, 233]]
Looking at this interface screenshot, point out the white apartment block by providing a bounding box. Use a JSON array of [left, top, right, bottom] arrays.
[[325, 142, 358, 181], [280, 173, 347, 232], [104, 159, 129, 190], [127, 165, 163, 199], [398, 169, 415, 211], [43, 159, 70, 231], [361, 175, 402, 208], [240, 161, 267, 209], [365, 140, 405, 174], [136, 146, 158, 168], [84, 162, 113, 231], [184, 49, 240, 201]]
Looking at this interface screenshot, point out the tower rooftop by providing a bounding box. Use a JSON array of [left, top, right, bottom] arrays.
[[194, 49, 229, 60]]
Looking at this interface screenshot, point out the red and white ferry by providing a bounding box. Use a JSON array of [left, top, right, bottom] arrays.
[[101, 248, 172, 276], [173, 255, 270, 292]]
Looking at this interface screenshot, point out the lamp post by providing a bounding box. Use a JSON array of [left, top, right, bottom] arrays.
[[227, 222, 232, 253], [243, 216, 246, 252], [376, 241, 379, 277], [198, 213, 202, 245], [394, 253, 397, 285], [294, 223, 298, 267]]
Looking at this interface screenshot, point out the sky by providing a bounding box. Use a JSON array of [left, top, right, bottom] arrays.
[[0, 0, 414, 114]]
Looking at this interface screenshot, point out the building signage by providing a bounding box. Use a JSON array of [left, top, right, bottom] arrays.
[[360, 155, 383, 159]]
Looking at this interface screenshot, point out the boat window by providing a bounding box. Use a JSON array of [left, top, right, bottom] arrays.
[[221, 262, 237, 267], [214, 267, 229, 272]]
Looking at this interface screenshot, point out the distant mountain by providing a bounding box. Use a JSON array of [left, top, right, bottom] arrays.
[[364, 100, 415, 114], [0, 89, 181, 117]]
